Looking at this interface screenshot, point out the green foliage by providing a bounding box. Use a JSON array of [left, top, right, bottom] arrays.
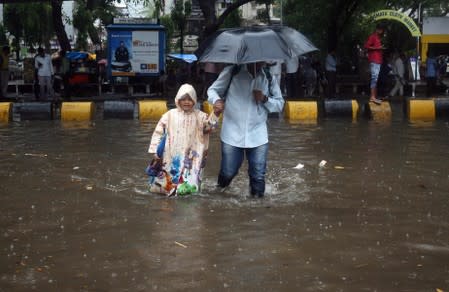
[[0, 25, 8, 46], [171, 0, 191, 33], [255, 0, 274, 24], [160, 15, 175, 52], [171, 0, 192, 53], [256, 8, 270, 24], [4, 3, 53, 49], [282, 0, 449, 63], [73, 1, 91, 50], [283, 0, 328, 51], [221, 9, 242, 29]]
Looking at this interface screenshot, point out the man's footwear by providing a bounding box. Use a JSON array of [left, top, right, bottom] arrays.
[[369, 98, 382, 105], [251, 192, 265, 198]]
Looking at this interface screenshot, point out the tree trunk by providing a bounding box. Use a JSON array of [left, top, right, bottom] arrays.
[[265, 3, 271, 25], [51, 0, 71, 51], [88, 24, 101, 47]]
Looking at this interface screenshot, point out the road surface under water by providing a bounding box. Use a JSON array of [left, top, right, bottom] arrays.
[[1, 116, 449, 291]]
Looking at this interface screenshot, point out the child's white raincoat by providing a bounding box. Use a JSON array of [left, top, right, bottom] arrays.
[[147, 84, 217, 196]]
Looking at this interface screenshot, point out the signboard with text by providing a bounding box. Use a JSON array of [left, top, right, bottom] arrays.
[[106, 23, 166, 79]]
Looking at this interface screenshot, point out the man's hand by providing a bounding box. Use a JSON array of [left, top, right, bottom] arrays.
[[253, 89, 267, 103], [213, 99, 225, 115]]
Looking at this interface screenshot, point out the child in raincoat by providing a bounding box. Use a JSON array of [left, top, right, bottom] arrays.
[[147, 83, 218, 196]]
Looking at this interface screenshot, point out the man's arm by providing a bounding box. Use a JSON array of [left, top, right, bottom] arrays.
[[262, 77, 284, 113], [207, 65, 234, 114]]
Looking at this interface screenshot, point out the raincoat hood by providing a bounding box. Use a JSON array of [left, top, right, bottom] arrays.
[[175, 83, 197, 108]]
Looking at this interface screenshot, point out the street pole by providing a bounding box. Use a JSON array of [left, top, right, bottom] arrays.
[[280, 0, 283, 26], [412, 3, 422, 97]]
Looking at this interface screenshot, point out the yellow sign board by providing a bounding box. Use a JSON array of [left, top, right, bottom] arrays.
[[371, 10, 421, 37]]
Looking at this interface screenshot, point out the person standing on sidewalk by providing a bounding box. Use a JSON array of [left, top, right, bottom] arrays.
[[364, 23, 386, 105], [59, 50, 72, 100], [388, 52, 405, 98], [35, 47, 54, 101], [325, 48, 337, 99], [0, 45, 11, 98], [425, 51, 438, 97]]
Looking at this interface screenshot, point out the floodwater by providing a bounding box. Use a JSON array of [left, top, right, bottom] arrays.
[[1, 116, 449, 292]]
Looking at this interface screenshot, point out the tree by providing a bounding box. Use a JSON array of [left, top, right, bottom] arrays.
[[256, 0, 274, 25], [198, 0, 254, 40], [221, 9, 243, 29], [171, 0, 191, 54], [72, 0, 119, 51], [51, 0, 71, 52], [282, 0, 449, 55], [4, 2, 54, 58]]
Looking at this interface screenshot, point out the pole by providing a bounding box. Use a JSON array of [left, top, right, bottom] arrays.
[[280, 0, 283, 26], [412, 3, 422, 97]]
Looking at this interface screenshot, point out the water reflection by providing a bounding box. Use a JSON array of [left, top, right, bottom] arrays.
[[1, 118, 449, 291]]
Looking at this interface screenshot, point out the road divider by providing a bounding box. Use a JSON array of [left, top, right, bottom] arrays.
[[1, 98, 447, 123], [367, 100, 392, 121], [407, 99, 435, 121], [323, 99, 359, 120], [61, 102, 94, 121], [12, 102, 53, 121], [0, 102, 12, 122], [284, 101, 318, 121], [103, 100, 135, 119], [434, 98, 449, 119], [138, 100, 167, 119]]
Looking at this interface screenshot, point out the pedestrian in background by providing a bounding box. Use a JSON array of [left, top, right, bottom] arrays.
[[59, 50, 71, 100], [364, 23, 386, 105], [0, 45, 10, 98], [325, 48, 337, 99], [388, 52, 405, 98], [425, 51, 438, 97], [285, 55, 299, 99], [303, 56, 317, 97], [35, 47, 54, 101]]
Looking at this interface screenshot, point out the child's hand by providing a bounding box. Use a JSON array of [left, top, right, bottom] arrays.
[[204, 112, 219, 133]]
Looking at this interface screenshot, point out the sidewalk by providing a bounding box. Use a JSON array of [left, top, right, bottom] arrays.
[[2, 79, 163, 102]]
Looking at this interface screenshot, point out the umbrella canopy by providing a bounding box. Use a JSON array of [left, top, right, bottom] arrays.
[[195, 26, 318, 64]]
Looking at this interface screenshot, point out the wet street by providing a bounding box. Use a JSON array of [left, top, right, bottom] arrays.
[[1, 116, 449, 291]]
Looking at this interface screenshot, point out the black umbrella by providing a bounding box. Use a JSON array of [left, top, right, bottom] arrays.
[[195, 26, 318, 64]]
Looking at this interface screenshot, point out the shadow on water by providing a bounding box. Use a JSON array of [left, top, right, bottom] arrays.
[[1, 118, 449, 291]]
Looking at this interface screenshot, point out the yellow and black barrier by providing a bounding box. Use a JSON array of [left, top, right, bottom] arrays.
[[103, 100, 135, 119], [367, 100, 392, 121], [0, 102, 12, 122], [284, 101, 318, 121], [138, 100, 167, 120], [407, 99, 435, 121], [12, 102, 53, 121], [61, 102, 94, 121], [435, 98, 449, 118], [323, 100, 359, 120]]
